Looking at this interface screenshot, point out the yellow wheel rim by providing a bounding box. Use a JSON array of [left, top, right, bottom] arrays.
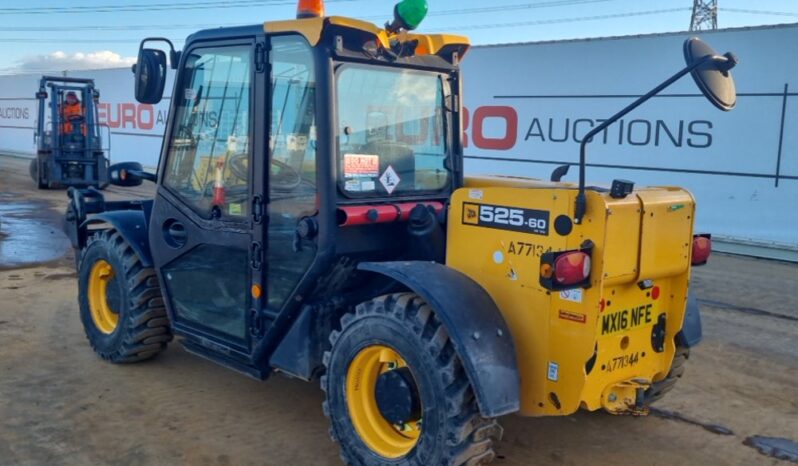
[[346, 345, 421, 459], [87, 259, 119, 334]]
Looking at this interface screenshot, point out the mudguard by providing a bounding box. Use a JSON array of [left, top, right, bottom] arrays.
[[358, 261, 521, 417], [676, 292, 702, 348], [82, 211, 153, 267]]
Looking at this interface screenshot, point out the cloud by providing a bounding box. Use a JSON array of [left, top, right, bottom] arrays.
[[15, 50, 136, 73]]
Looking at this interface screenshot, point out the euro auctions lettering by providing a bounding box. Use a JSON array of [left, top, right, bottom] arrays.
[[97, 103, 168, 131], [463, 106, 713, 151], [0, 106, 30, 120]]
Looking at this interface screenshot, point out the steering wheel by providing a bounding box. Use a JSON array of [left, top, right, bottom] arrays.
[[67, 115, 85, 123], [228, 152, 303, 191]]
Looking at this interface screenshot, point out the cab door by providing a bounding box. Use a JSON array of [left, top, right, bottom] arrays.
[[149, 38, 262, 354], [263, 35, 319, 317]]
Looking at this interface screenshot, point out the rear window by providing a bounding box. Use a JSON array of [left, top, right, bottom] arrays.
[[336, 65, 449, 197]]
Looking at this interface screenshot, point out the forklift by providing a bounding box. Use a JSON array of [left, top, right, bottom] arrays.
[[64, 0, 734, 464], [30, 76, 109, 189]]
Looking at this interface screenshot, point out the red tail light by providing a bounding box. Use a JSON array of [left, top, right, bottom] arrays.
[[540, 244, 593, 290], [692, 234, 711, 265], [554, 251, 591, 285]]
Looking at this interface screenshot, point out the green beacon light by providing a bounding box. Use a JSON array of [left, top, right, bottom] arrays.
[[386, 0, 428, 33]]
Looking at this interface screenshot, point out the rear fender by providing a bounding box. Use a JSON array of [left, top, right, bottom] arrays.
[[358, 261, 520, 417], [676, 292, 702, 348]]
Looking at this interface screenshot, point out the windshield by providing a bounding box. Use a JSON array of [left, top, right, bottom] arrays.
[[336, 65, 448, 197]]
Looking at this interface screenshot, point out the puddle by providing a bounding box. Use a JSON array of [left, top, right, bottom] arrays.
[[649, 407, 734, 436], [744, 436, 798, 463], [0, 195, 70, 270]]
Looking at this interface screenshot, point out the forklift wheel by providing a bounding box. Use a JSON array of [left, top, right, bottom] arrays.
[[29, 159, 46, 189], [322, 293, 502, 466], [643, 345, 690, 405], [78, 229, 172, 363]]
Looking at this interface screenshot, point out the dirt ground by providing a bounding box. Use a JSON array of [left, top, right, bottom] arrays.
[[0, 154, 796, 466]]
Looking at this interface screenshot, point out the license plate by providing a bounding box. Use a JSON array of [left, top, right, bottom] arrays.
[[600, 303, 655, 336]]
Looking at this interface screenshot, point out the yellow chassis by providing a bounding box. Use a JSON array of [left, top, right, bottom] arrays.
[[447, 176, 695, 416]]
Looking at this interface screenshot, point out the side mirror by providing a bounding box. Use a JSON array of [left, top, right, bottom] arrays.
[[109, 162, 146, 187], [572, 37, 738, 224], [134, 48, 167, 104], [683, 37, 738, 111]]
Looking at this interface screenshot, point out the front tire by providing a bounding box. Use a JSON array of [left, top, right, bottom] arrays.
[[78, 229, 172, 363], [322, 293, 502, 466]]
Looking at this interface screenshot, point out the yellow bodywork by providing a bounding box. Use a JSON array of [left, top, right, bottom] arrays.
[[447, 176, 695, 416]]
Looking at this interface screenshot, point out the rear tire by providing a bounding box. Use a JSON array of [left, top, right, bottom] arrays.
[[644, 346, 690, 405], [322, 293, 502, 466], [77, 229, 171, 363]]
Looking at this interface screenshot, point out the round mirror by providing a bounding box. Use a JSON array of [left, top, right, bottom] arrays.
[[683, 37, 738, 111]]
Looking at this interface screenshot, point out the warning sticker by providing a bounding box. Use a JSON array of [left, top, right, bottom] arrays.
[[559, 288, 583, 303], [344, 154, 379, 178], [558, 309, 587, 324], [379, 165, 400, 194], [547, 362, 559, 382]]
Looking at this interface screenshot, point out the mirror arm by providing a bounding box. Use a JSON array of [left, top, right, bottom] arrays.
[[573, 55, 714, 224], [129, 170, 157, 183]]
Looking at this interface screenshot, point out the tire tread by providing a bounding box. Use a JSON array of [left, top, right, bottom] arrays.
[[79, 229, 172, 363], [322, 292, 501, 466]]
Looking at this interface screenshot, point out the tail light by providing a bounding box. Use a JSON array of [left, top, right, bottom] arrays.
[[540, 243, 593, 290], [692, 234, 711, 266], [554, 252, 591, 285], [297, 0, 324, 18]]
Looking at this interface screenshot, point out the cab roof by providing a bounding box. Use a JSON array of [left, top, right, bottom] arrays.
[[265, 16, 470, 61]]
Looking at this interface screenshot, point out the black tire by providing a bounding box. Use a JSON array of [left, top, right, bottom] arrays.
[[322, 293, 502, 466], [77, 229, 172, 363], [29, 158, 46, 189], [644, 346, 690, 405]]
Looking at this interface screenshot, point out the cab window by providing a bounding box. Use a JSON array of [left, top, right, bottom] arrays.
[[162, 45, 252, 219], [266, 35, 318, 312], [336, 65, 448, 197]]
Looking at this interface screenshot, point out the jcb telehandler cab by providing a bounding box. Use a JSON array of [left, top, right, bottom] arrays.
[[64, 0, 736, 464], [30, 76, 110, 189]]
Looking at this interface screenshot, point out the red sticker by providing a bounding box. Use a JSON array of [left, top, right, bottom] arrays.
[[344, 154, 379, 178], [558, 310, 587, 324]]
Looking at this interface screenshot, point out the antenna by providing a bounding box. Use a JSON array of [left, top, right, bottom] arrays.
[[690, 0, 718, 31]]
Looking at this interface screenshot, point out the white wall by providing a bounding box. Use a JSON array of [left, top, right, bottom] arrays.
[[0, 68, 173, 167], [463, 24, 798, 249], [0, 24, 795, 250]]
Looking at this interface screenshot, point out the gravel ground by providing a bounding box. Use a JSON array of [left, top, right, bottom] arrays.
[[1, 155, 796, 466]]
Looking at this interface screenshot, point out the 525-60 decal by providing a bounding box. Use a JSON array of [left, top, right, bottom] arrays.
[[462, 202, 550, 236]]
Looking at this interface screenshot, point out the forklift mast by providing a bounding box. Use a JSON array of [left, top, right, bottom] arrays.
[[32, 76, 109, 189]]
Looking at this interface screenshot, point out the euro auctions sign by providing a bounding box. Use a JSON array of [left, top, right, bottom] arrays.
[[463, 25, 798, 250], [96, 102, 164, 131]]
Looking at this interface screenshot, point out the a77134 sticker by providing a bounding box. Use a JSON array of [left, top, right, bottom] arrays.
[[462, 202, 550, 236]]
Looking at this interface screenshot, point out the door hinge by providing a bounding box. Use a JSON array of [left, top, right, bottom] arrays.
[[252, 195, 264, 224], [255, 43, 267, 73], [250, 241, 263, 270]]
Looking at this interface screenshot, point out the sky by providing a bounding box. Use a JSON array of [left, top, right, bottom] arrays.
[[0, 0, 796, 75]]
